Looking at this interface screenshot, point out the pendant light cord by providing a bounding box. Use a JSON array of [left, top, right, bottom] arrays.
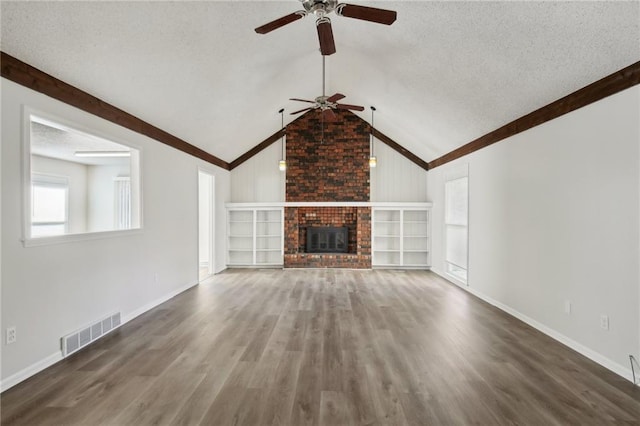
[[321, 105, 324, 144], [322, 55, 326, 97], [370, 106, 376, 155], [321, 55, 325, 144], [279, 108, 285, 159]]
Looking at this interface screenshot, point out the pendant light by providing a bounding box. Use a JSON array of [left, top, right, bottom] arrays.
[[278, 108, 287, 171], [369, 106, 377, 168]]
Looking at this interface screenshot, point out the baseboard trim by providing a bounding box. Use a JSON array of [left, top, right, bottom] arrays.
[[1, 280, 199, 393], [0, 351, 63, 393], [121, 280, 199, 325], [431, 268, 636, 384]]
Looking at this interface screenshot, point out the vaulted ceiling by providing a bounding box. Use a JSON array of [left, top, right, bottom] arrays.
[[2, 1, 638, 165]]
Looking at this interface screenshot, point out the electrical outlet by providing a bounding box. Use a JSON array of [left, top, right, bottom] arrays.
[[600, 315, 609, 331], [154, 273, 159, 284], [6, 327, 16, 344], [564, 300, 572, 315]]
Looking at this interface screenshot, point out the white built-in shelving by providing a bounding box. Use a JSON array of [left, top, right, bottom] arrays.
[[372, 206, 431, 269], [226, 202, 430, 269], [227, 206, 283, 267]]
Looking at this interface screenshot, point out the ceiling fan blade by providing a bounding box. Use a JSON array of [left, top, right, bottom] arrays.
[[316, 18, 336, 56], [291, 107, 314, 115], [335, 4, 397, 25], [336, 103, 365, 111], [323, 109, 337, 121], [255, 11, 307, 34], [290, 98, 316, 104], [326, 93, 346, 103]]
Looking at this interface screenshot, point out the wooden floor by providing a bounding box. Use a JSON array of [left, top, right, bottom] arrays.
[[2, 269, 639, 425]]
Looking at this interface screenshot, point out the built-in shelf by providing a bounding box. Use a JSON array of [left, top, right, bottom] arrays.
[[227, 202, 430, 270], [372, 206, 431, 269], [227, 206, 284, 267]]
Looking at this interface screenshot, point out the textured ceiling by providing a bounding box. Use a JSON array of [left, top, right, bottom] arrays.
[[2, 1, 639, 164], [31, 121, 132, 167]]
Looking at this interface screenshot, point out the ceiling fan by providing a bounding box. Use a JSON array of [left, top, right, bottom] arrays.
[[289, 56, 364, 121], [255, 0, 397, 55]]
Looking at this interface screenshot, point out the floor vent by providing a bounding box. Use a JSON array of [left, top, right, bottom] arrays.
[[61, 312, 121, 357]]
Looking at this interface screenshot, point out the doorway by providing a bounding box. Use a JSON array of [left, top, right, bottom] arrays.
[[198, 170, 215, 281]]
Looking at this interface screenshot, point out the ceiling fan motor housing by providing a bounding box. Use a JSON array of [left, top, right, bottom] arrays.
[[256, 0, 396, 55], [315, 95, 337, 110], [302, 0, 338, 16]]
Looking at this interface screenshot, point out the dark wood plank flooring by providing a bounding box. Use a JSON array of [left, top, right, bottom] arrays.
[[2, 269, 639, 425]]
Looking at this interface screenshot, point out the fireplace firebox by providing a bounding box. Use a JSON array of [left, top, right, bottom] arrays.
[[306, 226, 348, 253]]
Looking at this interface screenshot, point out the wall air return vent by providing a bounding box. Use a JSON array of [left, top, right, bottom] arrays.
[[61, 312, 121, 357]]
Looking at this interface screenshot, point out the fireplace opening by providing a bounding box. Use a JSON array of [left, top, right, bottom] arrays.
[[306, 226, 348, 253]]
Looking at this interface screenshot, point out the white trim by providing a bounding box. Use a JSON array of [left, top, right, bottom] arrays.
[[283, 267, 371, 271], [0, 351, 63, 393], [22, 106, 144, 247], [31, 172, 69, 187], [22, 228, 143, 247], [281, 207, 285, 258], [443, 166, 469, 286], [431, 268, 636, 384], [252, 209, 257, 265], [225, 202, 433, 208], [0, 280, 198, 392], [227, 265, 282, 269], [438, 267, 467, 287], [198, 168, 215, 278], [121, 280, 198, 325]]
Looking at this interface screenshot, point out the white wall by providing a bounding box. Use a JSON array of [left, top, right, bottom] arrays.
[[87, 164, 129, 232], [231, 142, 285, 202], [231, 137, 428, 203], [1, 78, 230, 390], [370, 140, 428, 202], [428, 86, 640, 380], [31, 155, 88, 234]]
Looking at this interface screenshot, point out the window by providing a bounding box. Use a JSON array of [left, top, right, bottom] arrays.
[[31, 174, 68, 237], [114, 177, 131, 230], [25, 110, 141, 244], [445, 168, 468, 283]]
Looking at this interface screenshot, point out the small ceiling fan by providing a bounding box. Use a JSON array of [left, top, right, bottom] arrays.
[[289, 56, 364, 121], [255, 0, 397, 55]]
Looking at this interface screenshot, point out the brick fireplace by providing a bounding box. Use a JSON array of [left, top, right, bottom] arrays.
[[284, 109, 372, 269], [284, 206, 371, 268]]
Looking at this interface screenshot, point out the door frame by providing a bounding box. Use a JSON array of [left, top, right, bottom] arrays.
[[198, 168, 215, 280]]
